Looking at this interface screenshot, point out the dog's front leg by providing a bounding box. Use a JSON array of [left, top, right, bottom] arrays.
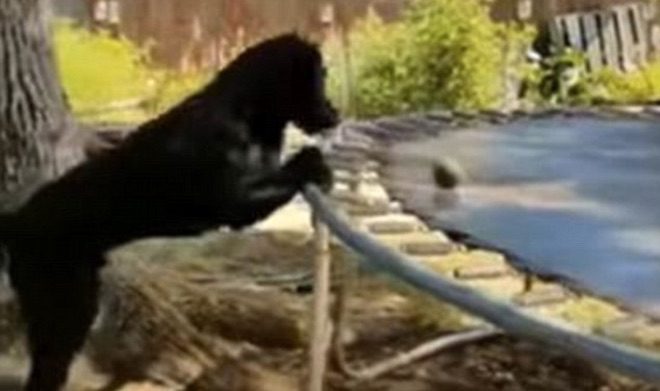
[[226, 146, 332, 228]]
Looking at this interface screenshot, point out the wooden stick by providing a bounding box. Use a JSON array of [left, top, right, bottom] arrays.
[[330, 257, 359, 377], [352, 328, 501, 381], [329, 265, 499, 380], [306, 213, 333, 391]]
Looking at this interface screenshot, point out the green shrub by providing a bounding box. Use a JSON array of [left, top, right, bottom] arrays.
[[55, 22, 158, 121], [588, 62, 660, 104], [520, 48, 592, 106], [325, 0, 534, 118]]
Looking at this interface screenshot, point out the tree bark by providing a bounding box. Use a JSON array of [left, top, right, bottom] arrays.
[[0, 0, 73, 353], [0, 0, 82, 198]]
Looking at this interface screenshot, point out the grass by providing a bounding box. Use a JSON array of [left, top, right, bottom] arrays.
[[55, 21, 211, 124], [55, 21, 157, 122]]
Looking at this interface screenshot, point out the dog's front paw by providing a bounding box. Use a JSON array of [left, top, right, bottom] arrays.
[[286, 147, 333, 192], [308, 159, 333, 193]]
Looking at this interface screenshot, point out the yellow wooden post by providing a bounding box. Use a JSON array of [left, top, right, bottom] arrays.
[[306, 212, 333, 391], [307, 3, 355, 388]]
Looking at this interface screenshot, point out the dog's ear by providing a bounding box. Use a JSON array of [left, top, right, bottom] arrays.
[[283, 31, 317, 46], [289, 38, 323, 80]]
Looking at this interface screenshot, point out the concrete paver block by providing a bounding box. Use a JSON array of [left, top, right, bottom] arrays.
[[454, 264, 514, 280], [513, 286, 571, 307]]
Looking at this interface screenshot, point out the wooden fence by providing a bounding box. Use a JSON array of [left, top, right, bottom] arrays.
[[491, 0, 644, 21], [491, 0, 658, 70], [87, 0, 407, 71], [58, 0, 659, 72], [549, 2, 650, 71]]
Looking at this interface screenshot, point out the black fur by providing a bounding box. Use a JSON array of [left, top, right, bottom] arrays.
[[1, 34, 338, 391]]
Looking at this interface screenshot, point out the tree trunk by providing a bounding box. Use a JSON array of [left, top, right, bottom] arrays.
[[0, 0, 82, 198], [0, 0, 84, 358]]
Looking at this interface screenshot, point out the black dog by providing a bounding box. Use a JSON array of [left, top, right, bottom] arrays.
[[0, 34, 338, 391]]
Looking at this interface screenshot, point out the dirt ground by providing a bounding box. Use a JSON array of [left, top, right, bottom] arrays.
[[1, 229, 658, 390], [118, 230, 660, 391]]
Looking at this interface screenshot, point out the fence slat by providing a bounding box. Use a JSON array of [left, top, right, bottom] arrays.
[[549, 17, 566, 51], [601, 11, 621, 69], [584, 13, 604, 71], [632, 3, 648, 67], [304, 185, 660, 385], [565, 14, 583, 50], [614, 6, 634, 71]]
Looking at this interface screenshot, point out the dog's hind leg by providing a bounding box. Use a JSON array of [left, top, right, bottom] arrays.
[[0, 214, 10, 278], [12, 258, 100, 391]]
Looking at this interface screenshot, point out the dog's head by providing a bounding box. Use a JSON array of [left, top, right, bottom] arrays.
[[225, 34, 339, 136], [285, 37, 339, 135]]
